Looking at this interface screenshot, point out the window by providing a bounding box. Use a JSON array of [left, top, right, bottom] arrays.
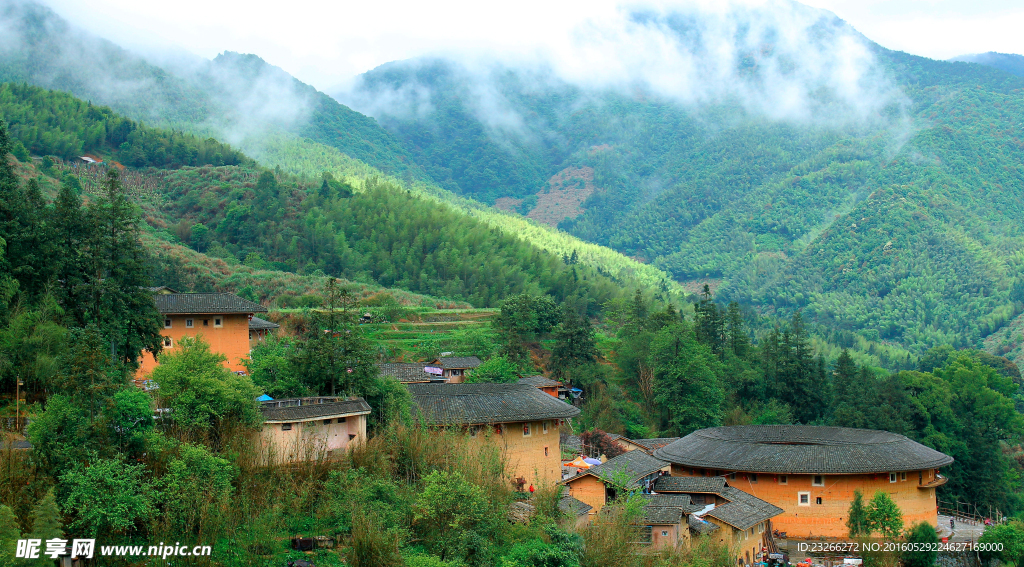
[[469, 425, 480, 437], [282, 423, 292, 431], [661, 530, 669, 537], [544, 446, 549, 457], [323, 419, 332, 425], [495, 424, 503, 435], [523, 423, 532, 437], [249, 331, 253, 340], [779, 475, 788, 485], [543, 421, 549, 434], [798, 492, 810, 506], [214, 317, 223, 328], [203, 319, 209, 327], [164, 318, 172, 329], [163, 337, 173, 348], [186, 319, 194, 328], [889, 473, 897, 483], [750, 473, 758, 483], [812, 475, 824, 486], [729, 472, 737, 480], [900, 472, 907, 481], [338, 416, 346, 423], [816, 497, 823, 505]]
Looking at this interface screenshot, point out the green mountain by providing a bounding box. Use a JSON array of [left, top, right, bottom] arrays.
[[339, 7, 1024, 353], [950, 52, 1024, 77]]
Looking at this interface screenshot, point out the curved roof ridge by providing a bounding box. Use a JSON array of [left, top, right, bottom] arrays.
[[655, 425, 953, 474]]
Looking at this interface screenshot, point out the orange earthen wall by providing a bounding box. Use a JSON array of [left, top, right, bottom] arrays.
[[138, 313, 253, 377], [705, 517, 767, 565], [673, 467, 940, 538], [565, 474, 608, 514], [472, 420, 563, 486]]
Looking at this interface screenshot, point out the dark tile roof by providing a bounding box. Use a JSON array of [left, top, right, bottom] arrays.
[[688, 514, 720, 534], [518, 375, 560, 388], [249, 316, 280, 330], [559, 495, 593, 517], [585, 449, 669, 486], [261, 397, 371, 422], [379, 363, 432, 382], [652, 476, 727, 493], [154, 293, 267, 314], [631, 438, 680, 451], [438, 356, 482, 369], [641, 494, 704, 514], [562, 433, 582, 452], [406, 383, 581, 425], [642, 506, 684, 525], [704, 500, 782, 531], [654, 425, 954, 474]]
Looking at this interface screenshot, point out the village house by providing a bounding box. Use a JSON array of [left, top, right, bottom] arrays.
[[425, 356, 482, 382], [561, 449, 672, 515], [258, 396, 370, 463], [378, 362, 439, 384], [249, 316, 280, 350], [653, 425, 954, 539], [637, 493, 703, 550], [650, 476, 784, 565], [517, 375, 561, 397], [406, 383, 580, 485], [139, 290, 267, 379]]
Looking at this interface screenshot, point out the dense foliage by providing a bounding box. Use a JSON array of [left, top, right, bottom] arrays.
[[0, 83, 248, 166]]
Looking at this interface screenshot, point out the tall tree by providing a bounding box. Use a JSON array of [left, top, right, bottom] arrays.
[[550, 306, 599, 379]]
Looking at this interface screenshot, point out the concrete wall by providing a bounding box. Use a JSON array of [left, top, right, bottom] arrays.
[[672, 467, 940, 538], [260, 413, 367, 463], [139, 313, 253, 377]]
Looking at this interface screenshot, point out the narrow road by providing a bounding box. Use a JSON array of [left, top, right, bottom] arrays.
[[938, 514, 987, 542]]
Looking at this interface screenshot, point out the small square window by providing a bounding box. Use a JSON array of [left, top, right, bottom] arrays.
[[323, 419, 332, 425], [164, 318, 172, 328], [523, 424, 532, 437], [779, 475, 788, 485], [495, 424, 503, 435], [750, 473, 758, 483], [214, 317, 223, 328], [889, 473, 897, 483], [163, 337, 173, 348], [661, 531, 669, 537], [543, 421, 549, 434], [186, 319, 194, 328], [338, 416, 346, 423], [249, 331, 253, 340], [282, 423, 292, 431], [798, 492, 810, 505], [813, 475, 824, 486], [729, 472, 737, 480], [203, 319, 209, 326], [544, 446, 549, 457], [816, 497, 823, 505], [900, 472, 907, 481]]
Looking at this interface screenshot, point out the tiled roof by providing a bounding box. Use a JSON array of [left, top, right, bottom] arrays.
[[518, 375, 560, 387], [642, 506, 684, 525], [436, 356, 482, 369], [688, 514, 720, 534], [261, 398, 371, 422], [631, 438, 680, 451], [705, 500, 782, 531], [249, 316, 280, 330], [652, 476, 727, 494], [585, 450, 669, 486], [406, 383, 581, 425], [562, 433, 582, 452], [641, 494, 704, 514], [154, 293, 267, 314], [559, 495, 593, 517], [379, 363, 432, 382], [654, 425, 954, 474]]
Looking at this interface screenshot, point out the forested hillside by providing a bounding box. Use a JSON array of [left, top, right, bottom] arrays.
[[342, 19, 1024, 354]]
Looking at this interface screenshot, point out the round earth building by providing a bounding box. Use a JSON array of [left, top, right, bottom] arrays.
[[653, 425, 953, 538]]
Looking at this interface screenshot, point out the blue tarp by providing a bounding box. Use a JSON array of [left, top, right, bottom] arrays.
[[257, 394, 274, 401]]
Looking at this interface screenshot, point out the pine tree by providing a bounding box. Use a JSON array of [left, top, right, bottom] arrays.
[[51, 176, 90, 325], [550, 307, 599, 379], [28, 490, 63, 564], [846, 489, 870, 537], [0, 504, 20, 567], [725, 301, 749, 357]]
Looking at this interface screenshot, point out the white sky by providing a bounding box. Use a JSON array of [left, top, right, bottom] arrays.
[[42, 0, 1024, 92]]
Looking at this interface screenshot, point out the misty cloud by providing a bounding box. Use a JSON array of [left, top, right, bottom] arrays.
[[340, 0, 909, 141]]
